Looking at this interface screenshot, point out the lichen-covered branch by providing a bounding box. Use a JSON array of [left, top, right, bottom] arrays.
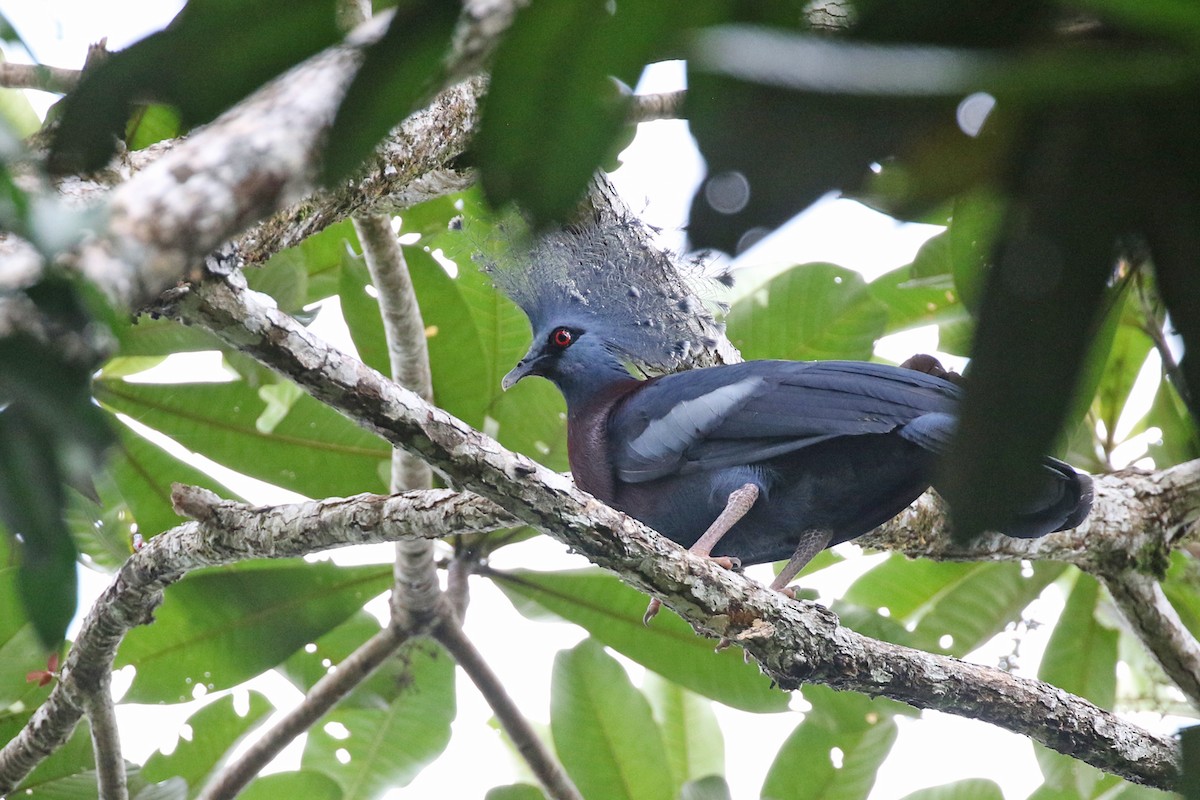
[[0, 62, 81, 94], [0, 486, 511, 794], [164, 270, 1181, 789]]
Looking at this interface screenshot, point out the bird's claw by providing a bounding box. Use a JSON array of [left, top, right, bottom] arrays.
[[643, 598, 662, 625]]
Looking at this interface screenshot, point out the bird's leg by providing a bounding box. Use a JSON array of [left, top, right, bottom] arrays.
[[644, 483, 759, 625], [768, 528, 834, 595]]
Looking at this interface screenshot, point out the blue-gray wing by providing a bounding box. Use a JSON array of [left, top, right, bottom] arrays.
[[609, 360, 961, 483]]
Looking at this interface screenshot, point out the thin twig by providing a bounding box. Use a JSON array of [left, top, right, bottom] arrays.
[[435, 620, 583, 800], [196, 625, 408, 800], [82, 670, 126, 800], [629, 90, 686, 124]]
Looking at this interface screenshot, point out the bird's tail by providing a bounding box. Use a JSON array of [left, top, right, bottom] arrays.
[[1001, 457, 1094, 538]]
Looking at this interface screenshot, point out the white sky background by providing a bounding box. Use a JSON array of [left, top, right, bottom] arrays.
[[1, 3, 1182, 799]]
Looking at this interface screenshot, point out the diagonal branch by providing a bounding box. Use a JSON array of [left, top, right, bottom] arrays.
[[163, 268, 1181, 789]]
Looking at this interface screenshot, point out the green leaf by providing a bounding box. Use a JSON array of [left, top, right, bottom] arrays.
[[1182, 724, 1200, 800], [279, 612, 413, 708], [1161, 551, 1200, 641], [107, 422, 241, 540], [116, 561, 391, 703], [141, 691, 274, 789], [0, 559, 55, 712], [245, 249, 310, 315], [843, 555, 1065, 657], [3, 715, 95, 794], [478, 0, 694, 224], [94, 378, 390, 499], [302, 640, 455, 796], [322, 1, 459, 182], [551, 639, 674, 800], [643, 672, 724, 791], [1146, 377, 1200, 468], [241, 771, 343, 800], [125, 104, 183, 152], [0, 407, 78, 648], [869, 250, 967, 337], [681, 775, 733, 800], [761, 685, 903, 800], [494, 568, 788, 712], [1038, 571, 1117, 706], [49, 0, 342, 173], [726, 263, 888, 362], [898, 779, 1004, 800]]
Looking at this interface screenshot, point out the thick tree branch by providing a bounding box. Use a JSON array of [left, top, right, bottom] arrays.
[[196, 625, 409, 800], [161, 269, 1181, 789]]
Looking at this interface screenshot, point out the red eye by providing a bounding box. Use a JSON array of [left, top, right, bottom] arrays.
[[550, 327, 574, 349]]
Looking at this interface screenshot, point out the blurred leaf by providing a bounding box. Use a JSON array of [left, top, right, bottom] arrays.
[[322, 1, 458, 182], [551, 639, 674, 800], [479, 0, 694, 224], [941, 110, 1123, 541], [111, 315, 225, 357], [1160, 552, 1200, 641], [761, 685, 904, 800], [726, 263, 888, 361], [1182, 724, 1200, 800], [0, 557, 55, 712], [49, 0, 342, 173], [94, 378, 390, 499], [241, 771, 343, 800], [245, 249, 309, 314], [125, 103, 183, 152], [681, 775, 733, 800], [947, 190, 1007, 316], [486, 784, 547, 800], [141, 691, 274, 789], [495, 568, 788, 712], [899, 779, 1004, 800], [116, 561, 391, 703], [643, 672, 724, 791], [302, 640, 455, 796], [0, 74, 43, 137]]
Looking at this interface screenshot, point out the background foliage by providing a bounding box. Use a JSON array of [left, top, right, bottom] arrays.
[[3, 0, 1200, 798]]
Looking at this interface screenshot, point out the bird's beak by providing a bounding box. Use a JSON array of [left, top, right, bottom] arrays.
[[501, 356, 536, 391]]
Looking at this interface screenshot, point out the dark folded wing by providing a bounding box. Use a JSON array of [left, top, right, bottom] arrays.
[[610, 360, 961, 482]]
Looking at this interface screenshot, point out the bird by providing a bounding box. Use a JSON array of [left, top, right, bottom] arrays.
[[487, 224, 1094, 620]]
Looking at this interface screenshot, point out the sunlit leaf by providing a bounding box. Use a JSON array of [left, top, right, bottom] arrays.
[[551, 639, 674, 800], [495, 568, 788, 712], [116, 561, 391, 703], [141, 692, 274, 789]]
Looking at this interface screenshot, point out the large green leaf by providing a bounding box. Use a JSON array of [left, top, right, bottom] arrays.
[[494, 568, 788, 712], [302, 640, 455, 796], [141, 691, 274, 792], [643, 672, 725, 792], [1034, 572, 1119, 798], [551, 639, 674, 800], [869, 248, 968, 337], [279, 612, 413, 708], [107, 422, 241, 540], [322, 1, 459, 182], [116, 561, 391, 703], [898, 779, 1004, 800], [95, 378, 390, 499], [241, 771, 343, 800], [0, 557, 55, 712], [49, 0, 342, 173], [726, 263, 888, 362], [478, 0, 695, 224], [761, 685, 905, 800], [842, 555, 1065, 657]]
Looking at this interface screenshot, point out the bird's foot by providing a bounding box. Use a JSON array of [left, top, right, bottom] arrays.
[[643, 555, 743, 624]]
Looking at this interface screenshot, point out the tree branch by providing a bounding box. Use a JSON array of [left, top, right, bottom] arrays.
[[434, 620, 582, 800], [195, 624, 408, 800], [0, 62, 80, 94], [82, 671, 126, 800], [162, 269, 1182, 789]]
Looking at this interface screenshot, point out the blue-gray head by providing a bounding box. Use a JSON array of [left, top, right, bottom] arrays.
[[484, 222, 725, 404]]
